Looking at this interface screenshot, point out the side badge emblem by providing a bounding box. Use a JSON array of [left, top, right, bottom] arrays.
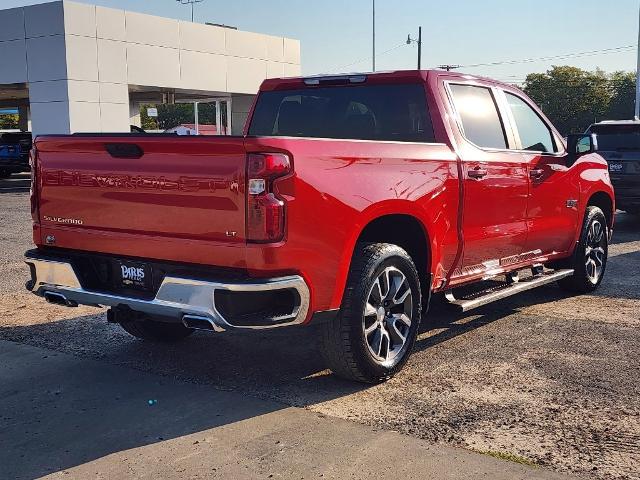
[[566, 199, 578, 208]]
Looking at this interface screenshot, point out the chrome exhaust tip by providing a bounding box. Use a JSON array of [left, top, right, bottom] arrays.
[[44, 291, 78, 307], [182, 315, 221, 332]]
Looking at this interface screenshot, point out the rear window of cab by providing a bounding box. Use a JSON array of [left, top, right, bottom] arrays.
[[248, 84, 436, 143]]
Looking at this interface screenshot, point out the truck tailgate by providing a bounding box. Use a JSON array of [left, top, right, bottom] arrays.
[[35, 136, 247, 249]]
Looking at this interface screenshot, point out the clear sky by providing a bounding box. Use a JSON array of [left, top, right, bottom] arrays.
[[5, 0, 640, 81]]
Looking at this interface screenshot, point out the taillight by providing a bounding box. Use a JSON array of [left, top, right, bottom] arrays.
[[246, 153, 291, 243]]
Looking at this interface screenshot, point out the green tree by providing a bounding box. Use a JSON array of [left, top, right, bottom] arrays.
[[139, 103, 217, 131], [0, 113, 19, 129], [140, 104, 158, 130], [524, 66, 611, 135], [607, 71, 636, 120]]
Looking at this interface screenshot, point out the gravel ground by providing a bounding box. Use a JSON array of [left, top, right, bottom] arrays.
[[0, 174, 32, 293], [1, 186, 639, 480]]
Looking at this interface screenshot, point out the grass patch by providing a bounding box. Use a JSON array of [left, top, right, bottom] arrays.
[[474, 449, 537, 467]]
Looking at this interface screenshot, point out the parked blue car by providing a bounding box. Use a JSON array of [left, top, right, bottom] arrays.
[[0, 132, 31, 178]]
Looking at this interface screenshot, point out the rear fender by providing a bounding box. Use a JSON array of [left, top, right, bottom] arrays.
[[329, 200, 436, 309]]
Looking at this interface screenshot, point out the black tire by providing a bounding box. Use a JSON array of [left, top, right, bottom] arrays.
[[115, 310, 194, 342], [558, 206, 608, 293], [321, 243, 422, 383]]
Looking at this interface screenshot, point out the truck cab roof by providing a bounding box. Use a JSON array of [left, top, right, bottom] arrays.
[[260, 69, 515, 92]]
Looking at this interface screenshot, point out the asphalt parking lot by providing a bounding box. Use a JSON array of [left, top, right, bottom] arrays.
[[1, 174, 639, 480]]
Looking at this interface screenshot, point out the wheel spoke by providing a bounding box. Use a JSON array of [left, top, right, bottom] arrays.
[[372, 278, 383, 303], [393, 286, 411, 305], [593, 221, 603, 244], [364, 302, 377, 317], [380, 329, 391, 360], [388, 319, 407, 346], [394, 313, 412, 328], [586, 258, 597, 281], [372, 329, 383, 356], [364, 322, 378, 336], [593, 248, 605, 266], [381, 269, 391, 300], [387, 271, 404, 301]]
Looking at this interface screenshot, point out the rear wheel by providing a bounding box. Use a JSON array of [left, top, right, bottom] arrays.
[[558, 206, 608, 293], [321, 243, 422, 383]]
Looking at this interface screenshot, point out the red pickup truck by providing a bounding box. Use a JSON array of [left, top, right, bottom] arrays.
[[25, 70, 614, 383]]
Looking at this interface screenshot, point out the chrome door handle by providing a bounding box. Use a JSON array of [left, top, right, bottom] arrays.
[[530, 168, 545, 179], [468, 167, 488, 179]]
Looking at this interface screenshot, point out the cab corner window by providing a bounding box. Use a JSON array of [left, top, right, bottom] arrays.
[[449, 84, 507, 150], [505, 93, 556, 153]]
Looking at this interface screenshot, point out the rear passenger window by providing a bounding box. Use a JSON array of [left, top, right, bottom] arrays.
[[505, 93, 556, 153], [449, 84, 507, 150], [248, 84, 435, 143]]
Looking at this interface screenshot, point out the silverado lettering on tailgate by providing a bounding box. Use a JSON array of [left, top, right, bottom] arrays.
[[41, 170, 240, 193]]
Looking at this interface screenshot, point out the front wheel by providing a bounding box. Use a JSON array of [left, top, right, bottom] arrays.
[[558, 206, 608, 293], [321, 243, 422, 383]]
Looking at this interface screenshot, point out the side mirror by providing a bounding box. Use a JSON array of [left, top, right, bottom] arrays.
[[566, 133, 597, 166]]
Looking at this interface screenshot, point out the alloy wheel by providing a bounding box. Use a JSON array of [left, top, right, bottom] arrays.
[[584, 219, 606, 285], [362, 266, 413, 366]]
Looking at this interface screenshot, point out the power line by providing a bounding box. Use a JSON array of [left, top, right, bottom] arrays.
[[495, 77, 637, 84], [323, 42, 409, 73], [459, 45, 636, 69], [318, 42, 635, 77]]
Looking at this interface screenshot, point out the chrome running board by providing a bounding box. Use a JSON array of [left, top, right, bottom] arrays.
[[445, 269, 574, 313]]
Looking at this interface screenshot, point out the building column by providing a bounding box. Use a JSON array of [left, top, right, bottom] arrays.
[[230, 94, 256, 135], [17, 105, 30, 132], [129, 101, 141, 128], [97, 82, 130, 133]]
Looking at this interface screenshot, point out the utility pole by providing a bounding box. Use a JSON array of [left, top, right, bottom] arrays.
[[406, 27, 423, 69], [177, 0, 204, 23], [635, 1, 640, 120], [372, 0, 376, 72], [418, 26, 422, 70]]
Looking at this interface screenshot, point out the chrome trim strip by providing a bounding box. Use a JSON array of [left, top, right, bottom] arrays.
[[25, 257, 310, 332]]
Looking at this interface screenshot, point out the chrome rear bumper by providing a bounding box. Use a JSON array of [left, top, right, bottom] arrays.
[[25, 255, 310, 332]]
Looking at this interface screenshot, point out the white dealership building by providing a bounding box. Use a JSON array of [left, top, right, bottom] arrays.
[[0, 0, 301, 136]]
